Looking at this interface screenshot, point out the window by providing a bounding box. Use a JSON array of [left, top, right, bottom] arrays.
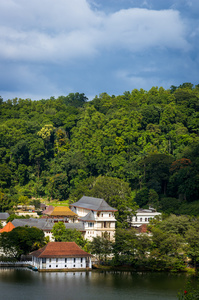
[[101, 213, 103, 217], [81, 258, 83, 263], [56, 258, 58, 262], [74, 258, 76, 263], [65, 265, 67, 267], [56, 265, 58, 267], [65, 258, 67, 263], [42, 258, 46, 263], [88, 222, 94, 227], [49, 259, 51, 263], [81, 264, 82, 267], [73, 265, 75, 267], [145, 218, 147, 221], [49, 265, 51, 268], [140, 218, 142, 222], [135, 217, 137, 222]]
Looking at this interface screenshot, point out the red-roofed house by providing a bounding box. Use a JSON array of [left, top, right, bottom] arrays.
[[0, 222, 15, 233], [31, 242, 92, 271]]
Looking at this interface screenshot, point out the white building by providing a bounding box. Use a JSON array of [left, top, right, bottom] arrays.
[[0, 213, 9, 227], [131, 208, 161, 227], [31, 242, 92, 271], [70, 196, 117, 241]]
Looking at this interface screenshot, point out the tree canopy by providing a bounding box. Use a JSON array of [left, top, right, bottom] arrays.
[[0, 84, 199, 218]]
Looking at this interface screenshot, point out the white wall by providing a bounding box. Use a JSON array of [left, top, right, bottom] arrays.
[[32, 256, 92, 270]]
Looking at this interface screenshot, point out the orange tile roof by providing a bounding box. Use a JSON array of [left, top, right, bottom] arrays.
[[50, 206, 77, 217], [0, 222, 15, 233], [31, 242, 92, 258]]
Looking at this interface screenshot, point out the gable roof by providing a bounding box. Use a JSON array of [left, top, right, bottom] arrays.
[[79, 210, 96, 222], [50, 206, 77, 217], [12, 218, 85, 232], [12, 218, 52, 231], [31, 242, 92, 258], [0, 222, 15, 233], [0, 213, 9, 220], [70, 196, 117, 212], [42, 206, 54, 215]]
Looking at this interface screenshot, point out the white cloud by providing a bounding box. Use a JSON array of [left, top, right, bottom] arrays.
[[0, 0, 190, 64], [104, 8, 189, 51]]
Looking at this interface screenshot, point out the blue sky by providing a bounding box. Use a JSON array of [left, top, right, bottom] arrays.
[[0, 0, 199, 101]]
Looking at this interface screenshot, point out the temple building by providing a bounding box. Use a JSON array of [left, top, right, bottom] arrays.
[[70, 196, 117, 241]]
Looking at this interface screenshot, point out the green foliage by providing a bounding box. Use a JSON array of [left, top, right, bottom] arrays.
[[0, 86, 199, 216], [178, 280, 199, 300], [47, 173, 69, 200], [52, 222, 87, 248], [6, 214, 30, 223], [90, 234, 113, 262], [0, 226, 45, 259]]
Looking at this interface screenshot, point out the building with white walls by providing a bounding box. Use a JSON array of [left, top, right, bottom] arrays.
[[70, 196, 117, 241], [131, 208, 161, 227], [31, 242, 92, 271]]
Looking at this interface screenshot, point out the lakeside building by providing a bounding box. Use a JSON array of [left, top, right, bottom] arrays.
[[131, 208, 161, 228], [31, 242, 92, 271], [70, 196, 117, 241]]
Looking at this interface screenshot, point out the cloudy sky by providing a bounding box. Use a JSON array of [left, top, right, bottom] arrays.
[[0, 0, 199, 101]]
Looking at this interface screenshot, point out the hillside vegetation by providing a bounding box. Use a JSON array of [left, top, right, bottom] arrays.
[[0, 83, 199, 216]]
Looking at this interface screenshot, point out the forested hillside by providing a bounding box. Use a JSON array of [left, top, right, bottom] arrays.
[[0, 83, 199, 216]]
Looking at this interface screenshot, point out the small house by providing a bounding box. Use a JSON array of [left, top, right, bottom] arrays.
[[30, 242, 92, 271]]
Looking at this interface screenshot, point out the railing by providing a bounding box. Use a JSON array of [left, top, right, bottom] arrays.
[[0, 261, 31, 265]]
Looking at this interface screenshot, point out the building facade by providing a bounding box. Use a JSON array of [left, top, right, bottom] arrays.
[[70, 196, 117, 241], [131, 208, 161, 227], [31, 242, 92, 271]]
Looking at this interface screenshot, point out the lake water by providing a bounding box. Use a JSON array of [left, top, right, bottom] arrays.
[[0, 268, 188, 300]]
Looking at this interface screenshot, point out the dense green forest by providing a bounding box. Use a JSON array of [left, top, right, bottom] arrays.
[[0, 83, 199, 216]]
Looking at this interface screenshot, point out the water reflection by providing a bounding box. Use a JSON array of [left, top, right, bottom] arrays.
[[0, 268, 187, 300]]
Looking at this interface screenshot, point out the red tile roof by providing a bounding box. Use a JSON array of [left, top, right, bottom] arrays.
[[0, 222, 15, 233], [137, 224, 149, 233], [31, 242, 92, 258], [42, 206, 54, 215]]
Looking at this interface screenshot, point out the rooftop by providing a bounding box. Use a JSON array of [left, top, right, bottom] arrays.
[[12, 218, 85, 232], [79, 210, 96, 222], [50, 206, 77, 217], [31, 242, 92, 258], [0, 222, 15, 233], [42, 206, 54, 215], [70, 196, 117, 212], [0, 213, 9, 220]]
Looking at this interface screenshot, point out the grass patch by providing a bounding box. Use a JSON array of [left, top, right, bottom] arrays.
[[48, 200, 69, 207]]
